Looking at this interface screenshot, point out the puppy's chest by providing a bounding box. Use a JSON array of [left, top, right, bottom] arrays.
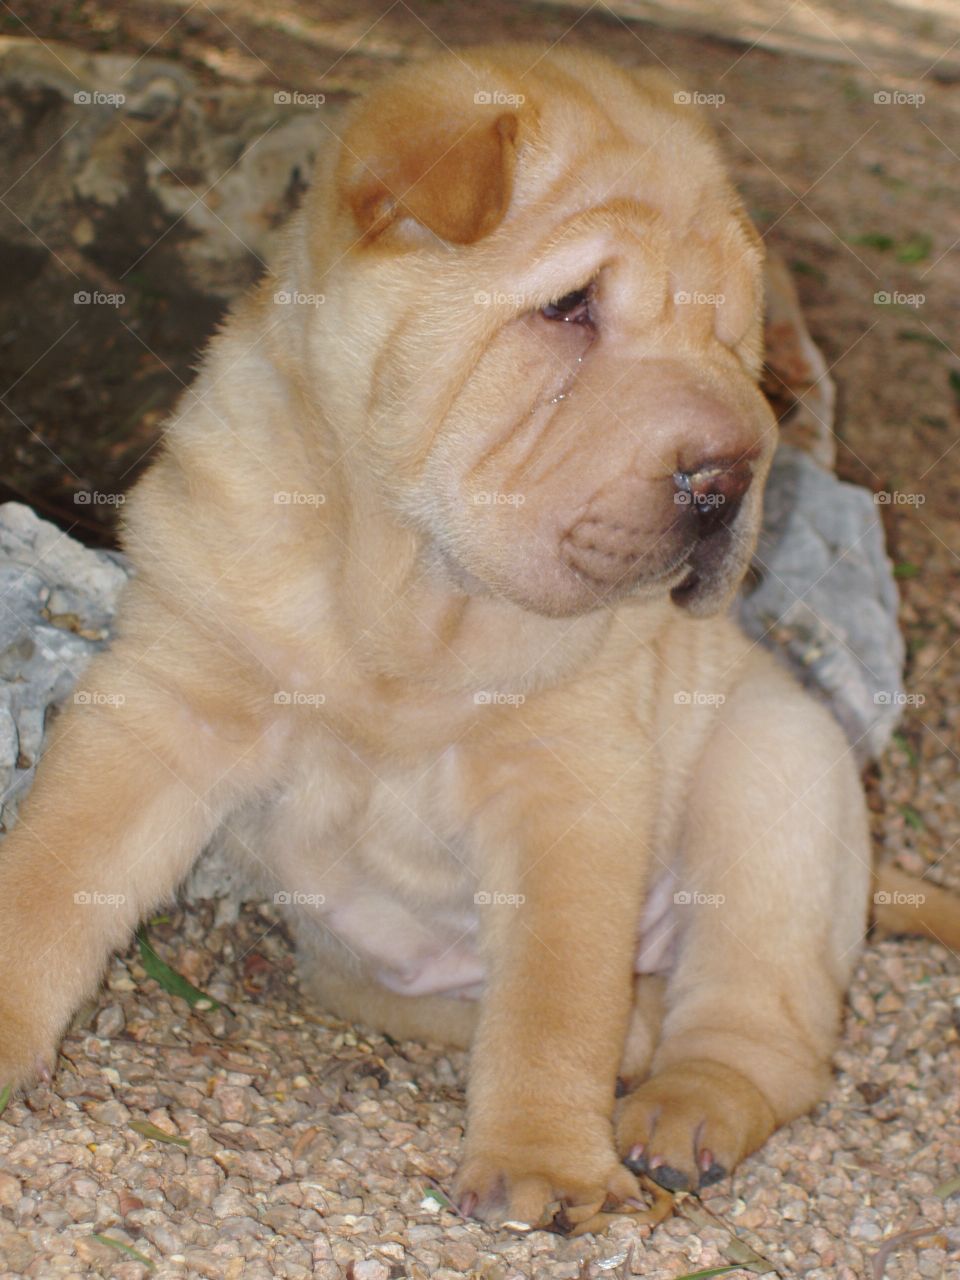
[[260, 743, 488, 997]]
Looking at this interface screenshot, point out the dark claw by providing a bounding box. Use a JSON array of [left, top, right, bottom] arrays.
[[549, 1203, 574, 1235], [698, 1161, 728, 1188], [647, 1163, 692, 1192]]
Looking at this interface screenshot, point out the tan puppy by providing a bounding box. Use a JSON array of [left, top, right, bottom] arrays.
[[0, 45, 880, 1227]]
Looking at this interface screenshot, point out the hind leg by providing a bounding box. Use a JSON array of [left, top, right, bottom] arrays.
[[616, 653, 870, 1190]]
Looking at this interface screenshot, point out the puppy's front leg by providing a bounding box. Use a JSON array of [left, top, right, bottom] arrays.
[[0, 592, 278, 1088], [456, 778, 647, 1226]]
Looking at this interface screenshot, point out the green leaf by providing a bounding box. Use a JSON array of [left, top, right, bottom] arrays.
[[853, 233, 894, 250], [789, 259, 827, 284], [0, 1084, 11, 1118], [893, 562, 920, 580], [90, 1235, 155, 1269], [129, 1119, 190, 1148], [900, 804, 924, 830], [896, 233, 932, 263], [896, 330, 948, 350], [422, 1184, 454, 1209], [935, 1174, 960, 1199], [137, 928, 219, 1010], [949, 369, 960, 398], [891, 732, 918, 767]]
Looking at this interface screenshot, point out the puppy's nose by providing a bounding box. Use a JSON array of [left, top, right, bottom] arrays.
[[673, 459, 752, 534]]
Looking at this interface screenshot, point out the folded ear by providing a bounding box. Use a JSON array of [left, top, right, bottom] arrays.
[[338, 86, 520, 246]]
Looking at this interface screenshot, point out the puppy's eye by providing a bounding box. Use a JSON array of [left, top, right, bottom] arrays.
[[541, 287, 591, 323]]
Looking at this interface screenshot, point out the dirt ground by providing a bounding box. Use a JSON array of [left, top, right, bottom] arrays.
[[1, 2, 959, 1278]]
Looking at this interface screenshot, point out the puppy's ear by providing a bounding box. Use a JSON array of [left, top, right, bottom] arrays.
[[339, 88, 519, 246]]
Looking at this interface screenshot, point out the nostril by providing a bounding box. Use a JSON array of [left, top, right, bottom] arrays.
[[673, 462, 752, 533]]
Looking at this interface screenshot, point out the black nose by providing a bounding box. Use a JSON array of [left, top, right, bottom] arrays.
[[673, 460, 752, 535]]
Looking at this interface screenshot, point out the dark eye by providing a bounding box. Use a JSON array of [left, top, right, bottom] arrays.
[[541, 287, 591, 323]]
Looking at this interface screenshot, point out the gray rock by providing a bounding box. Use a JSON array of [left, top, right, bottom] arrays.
[[737, 445, 904, 764], [0, 37, 329, 301], [0, 502, 130, 830]]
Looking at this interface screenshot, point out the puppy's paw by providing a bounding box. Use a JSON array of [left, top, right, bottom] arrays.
[[455, 1121, 640, 1230], [615, 1059, 776, 1192], [0, 998, 58, 1095]]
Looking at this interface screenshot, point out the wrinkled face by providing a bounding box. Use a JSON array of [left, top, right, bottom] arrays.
[[309, 45, 777, 618]]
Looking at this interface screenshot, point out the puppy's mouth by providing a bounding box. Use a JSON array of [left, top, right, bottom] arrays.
[[668, 517, 751, 615]]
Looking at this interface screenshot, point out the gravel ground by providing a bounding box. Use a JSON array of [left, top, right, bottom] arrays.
[[2, 2, 960, 1278], [0, 906, 957, 1279]]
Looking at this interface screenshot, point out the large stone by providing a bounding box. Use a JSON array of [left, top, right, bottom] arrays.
[[736, 446, 904, 764], [0, 501, 130, 829]]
